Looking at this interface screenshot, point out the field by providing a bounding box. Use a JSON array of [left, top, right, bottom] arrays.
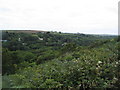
[[2, 30, 120, 89]]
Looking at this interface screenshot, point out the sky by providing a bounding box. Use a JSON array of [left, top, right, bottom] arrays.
[[0, 0, 119, 35]]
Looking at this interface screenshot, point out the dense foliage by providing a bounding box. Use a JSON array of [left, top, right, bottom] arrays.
[[2, 30, 119, 89]]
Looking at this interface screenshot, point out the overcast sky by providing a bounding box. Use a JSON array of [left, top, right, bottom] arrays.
[[0, 0, 119, 34]]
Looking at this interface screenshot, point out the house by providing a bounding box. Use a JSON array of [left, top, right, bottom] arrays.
[[38, 38, 43, 40], [18, 38, 21, 41], [0, 40, 8, 42]]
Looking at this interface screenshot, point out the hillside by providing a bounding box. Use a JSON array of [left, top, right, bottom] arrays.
[[2, 30, 119, 88], [2, 30, 47, 34]]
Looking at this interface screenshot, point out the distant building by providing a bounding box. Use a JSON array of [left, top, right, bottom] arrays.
[[18, 38, 21, 41], [62, 43, 67, 46], [22, 43, 27, 45], [0, 40, 7, 42], [38, 38, 43, 40]]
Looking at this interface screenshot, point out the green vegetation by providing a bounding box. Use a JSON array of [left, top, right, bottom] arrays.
[[2, 30, 119, 89]]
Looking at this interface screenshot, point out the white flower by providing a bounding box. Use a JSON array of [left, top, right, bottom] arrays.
[[113, 77, 118, 81], [98, 61, 102, 64], [116, 62, 118, 64]]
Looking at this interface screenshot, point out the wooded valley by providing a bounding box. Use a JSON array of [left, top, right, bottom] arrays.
[[2, 30, 120, 89]]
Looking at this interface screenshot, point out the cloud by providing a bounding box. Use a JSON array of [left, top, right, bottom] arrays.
[[0, 0, 119, 34]]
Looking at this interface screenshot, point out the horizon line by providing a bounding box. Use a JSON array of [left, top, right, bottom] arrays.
[[1, 30, 118, 35]]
